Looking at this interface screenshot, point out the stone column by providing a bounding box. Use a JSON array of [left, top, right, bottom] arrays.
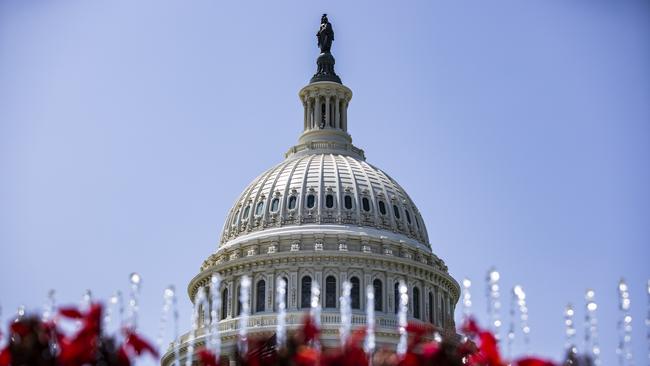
[[314, 96, 322, 129], [289, 271, 298, 310], [227, 280, 234, 318], [364, 273, 372, 311], [309, 97, 315, 129], [267, 272, 274, 312], [341, 99, 348, 131], [325, 96, 331, 128], [303, 97, 308, 131], [334, 96, 340, 129], [388, 277, 394, 314]]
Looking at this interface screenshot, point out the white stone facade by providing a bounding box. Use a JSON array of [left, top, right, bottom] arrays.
[[162, 79, 459, 366]]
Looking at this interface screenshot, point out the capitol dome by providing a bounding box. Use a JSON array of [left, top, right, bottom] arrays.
[[163, 17, 458, 366]]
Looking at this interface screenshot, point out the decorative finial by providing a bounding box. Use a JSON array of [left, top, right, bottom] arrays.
[[311, 14, 341, 84]]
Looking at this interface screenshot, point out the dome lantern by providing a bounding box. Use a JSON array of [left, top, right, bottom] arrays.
[[290, 15, 360, 159]]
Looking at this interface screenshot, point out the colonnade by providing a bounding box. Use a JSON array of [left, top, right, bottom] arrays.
[[303, 93, 349, 132], [208, 269, 455, 330]]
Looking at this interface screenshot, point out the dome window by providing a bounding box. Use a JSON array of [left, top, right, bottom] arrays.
[[362, 197, 371, 212], [270, 198, 280, 212], [221, 288, 228, 319], [256, 279, 266, 312], [405, 209, 412, 224], [350, 277, 361, 309], [255, 202, 264, 216], [301, 276, 312, 308], [378, 201, 387, 215], [392, 205, 401, 219], [373, 279, 383, 311], [325, 276, 337, 308], [232, 210, 240, 226], [325, 194, 334, 209], [288, 196, 297, 210], [242, 205, 251, 219], [306, 194, 316, 209], [344, 195, 353, 210]]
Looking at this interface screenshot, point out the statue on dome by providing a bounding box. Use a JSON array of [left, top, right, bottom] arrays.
[[317, 14, 334, 53]]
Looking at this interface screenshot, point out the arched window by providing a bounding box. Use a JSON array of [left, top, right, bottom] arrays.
[[306, 194, 315, 209], [379, 201, 387, 215], [255, 202, 264, 216], [413, 287, 421, 319], [256, 280, 266, 312], [350, 277, 360, 309], [325, 194, 334, 208], [428, 292, 434, 324], [325, 276, 337, 308], [270, 198, 279, 212], [373, 279, 383, 312], [242, 205, 251, 219], [405, 209, 412, 224], [414, 216, 420, 229], [344, 195, 353, 210], [301, 276, 312, 308], [288, 196, 297, 210], [393, 205, 401, 219], [394, 282, 400, 314], [221, 288, 228, 320], [362, 197, 371, 212], [236, 286, 241, 316]]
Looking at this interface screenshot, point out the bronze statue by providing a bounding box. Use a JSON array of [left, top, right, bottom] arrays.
[[317, 14, 334, 53], [310, 14, 341, 84]]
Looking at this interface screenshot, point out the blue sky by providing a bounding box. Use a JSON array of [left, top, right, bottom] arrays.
[[1, 1, 648, 365]]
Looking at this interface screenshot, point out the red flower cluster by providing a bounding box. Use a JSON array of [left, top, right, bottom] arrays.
[[0, 303, 157, 366], [0, 306, 574, 366], [195, 316, 557, 366]]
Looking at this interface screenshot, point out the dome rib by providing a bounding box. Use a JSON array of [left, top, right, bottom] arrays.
[[352, 156, 380, 226], [339, 152, 361, 222], [330, 154, 343, 220]]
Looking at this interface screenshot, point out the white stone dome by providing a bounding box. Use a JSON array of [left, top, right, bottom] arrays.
[[162, 31, 460, 365], [220, 152, 430, 249]]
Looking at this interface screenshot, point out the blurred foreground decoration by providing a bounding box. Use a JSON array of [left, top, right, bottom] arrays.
[[2, 271, 647, 365], [1, 304, 569, 366], [0, 303, 157, 366]]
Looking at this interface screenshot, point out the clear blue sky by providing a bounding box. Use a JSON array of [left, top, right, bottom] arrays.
[[1, 1, 648, 365]]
